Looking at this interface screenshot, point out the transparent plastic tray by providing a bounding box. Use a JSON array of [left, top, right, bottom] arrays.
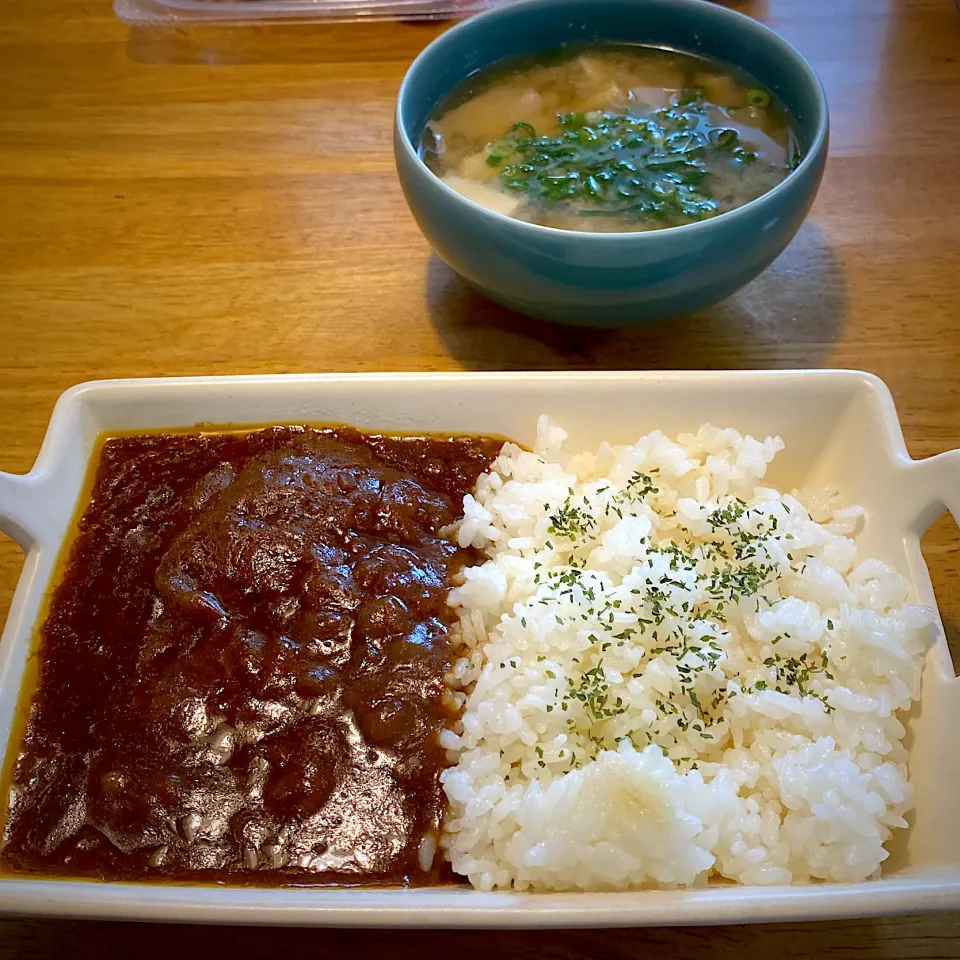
[[115, 0, 516, 25]]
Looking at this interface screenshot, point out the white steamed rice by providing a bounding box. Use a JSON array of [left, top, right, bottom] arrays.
[[440, 417, 933, 891]]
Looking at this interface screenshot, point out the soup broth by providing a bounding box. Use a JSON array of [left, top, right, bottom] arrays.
[[421, 44, 800, 233]]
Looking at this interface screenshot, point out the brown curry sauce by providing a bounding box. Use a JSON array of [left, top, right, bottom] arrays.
[[0, 426, 501, 885]]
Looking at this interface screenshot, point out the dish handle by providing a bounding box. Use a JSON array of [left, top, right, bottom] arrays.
[[0, 471, 50, 551], [906, 449, 960, 534]]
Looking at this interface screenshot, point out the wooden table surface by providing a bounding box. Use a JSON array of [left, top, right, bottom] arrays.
[[1, 0, 959, 955]]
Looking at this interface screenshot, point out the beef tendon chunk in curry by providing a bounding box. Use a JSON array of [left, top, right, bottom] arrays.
[[0, 426, 502, 885]]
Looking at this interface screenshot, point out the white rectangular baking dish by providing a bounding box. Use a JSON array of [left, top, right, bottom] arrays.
[[0, 370, 958, 927]]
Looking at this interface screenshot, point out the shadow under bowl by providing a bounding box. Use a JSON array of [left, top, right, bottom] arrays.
[[394, 0, 829, 327]]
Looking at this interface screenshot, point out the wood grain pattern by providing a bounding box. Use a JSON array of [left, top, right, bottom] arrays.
[[1, 0, 959, 954]]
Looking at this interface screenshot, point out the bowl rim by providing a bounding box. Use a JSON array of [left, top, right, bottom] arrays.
[[395, 0, 829, 242]]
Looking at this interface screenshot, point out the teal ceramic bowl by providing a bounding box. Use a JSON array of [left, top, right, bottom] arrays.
[[394, 0, 829, 326]]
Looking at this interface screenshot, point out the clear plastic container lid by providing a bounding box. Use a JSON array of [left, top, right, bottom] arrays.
[[115, 0, 516, 25]]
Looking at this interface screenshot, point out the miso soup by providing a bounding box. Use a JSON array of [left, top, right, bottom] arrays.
[[420, 45, 800, 233]]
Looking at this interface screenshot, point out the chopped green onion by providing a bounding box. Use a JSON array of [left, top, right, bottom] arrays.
[[675, 86, 705, 106], [709, 127, 739, 149], [507, 121, 536, 138], [480, 95, 788, 227]]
